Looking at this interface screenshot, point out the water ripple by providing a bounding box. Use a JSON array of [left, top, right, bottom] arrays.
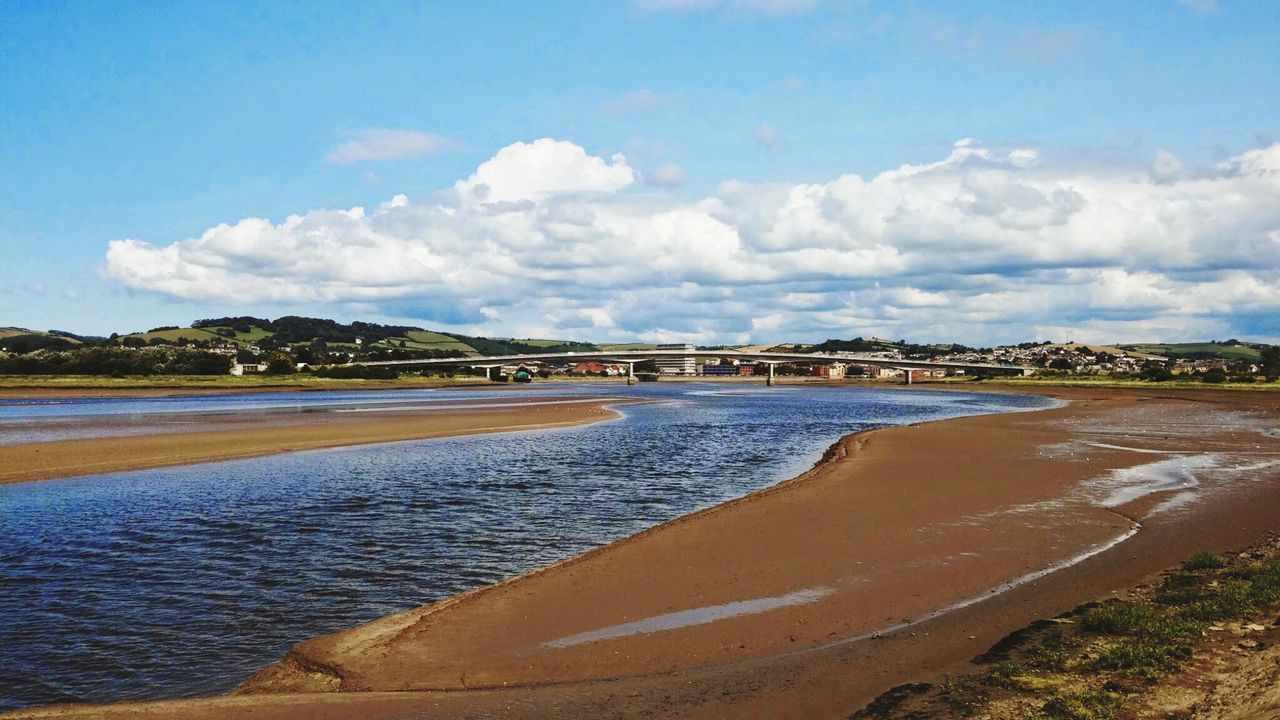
[[0, 383, 1047, 709]]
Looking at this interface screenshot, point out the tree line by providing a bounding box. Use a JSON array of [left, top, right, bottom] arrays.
[[0, 347, 231, 376]]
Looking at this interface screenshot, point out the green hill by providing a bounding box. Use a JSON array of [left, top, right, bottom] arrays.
[[598, 342, 658, 351], [0, 328, 85, 353], [122, 327, 234, 345], [1121, 342, 1264, 361]]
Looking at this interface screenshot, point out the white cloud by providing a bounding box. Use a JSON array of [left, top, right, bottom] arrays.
[[645, 163, 686, 188], [1008, 148, 1039, 168], [454, 139, 636, 203], [104, 138, 1280, 345], [325, 129, 461, 164]]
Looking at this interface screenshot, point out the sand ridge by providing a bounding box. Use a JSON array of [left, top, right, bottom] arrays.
[[0, 396, 641, 485]]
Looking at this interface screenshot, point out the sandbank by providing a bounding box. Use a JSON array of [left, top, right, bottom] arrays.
[[0, 397, 635, 485], [5, 386, 1280, 719]]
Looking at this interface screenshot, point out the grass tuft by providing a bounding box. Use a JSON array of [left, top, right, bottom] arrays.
[[1091, 639, 1192, 680], [1040, 690, 1120, 720], [1081, 603, 1155, 634], [1183, 550, 1226, 571]]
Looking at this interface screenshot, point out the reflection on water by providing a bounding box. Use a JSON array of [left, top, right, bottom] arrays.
[[0, 383, 1048, 709], [544, 586, 834, 649]]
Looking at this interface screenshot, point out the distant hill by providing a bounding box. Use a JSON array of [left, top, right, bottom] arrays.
[[105, 316, 598, 357], [1037, 342, 1165, 360], [799, 337, 981, 359], [1119, 341, 1266, 361], [0, 327, 86, 353], [7, 316, 1275, 362], [598, 343, 658, 351]]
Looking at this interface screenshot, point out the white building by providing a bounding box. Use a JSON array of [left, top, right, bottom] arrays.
[[655, 343, 697, 375], [231, 362, 264, 376]]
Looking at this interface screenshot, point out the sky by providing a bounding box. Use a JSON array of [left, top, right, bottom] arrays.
[[2, 0, 1278, 346]]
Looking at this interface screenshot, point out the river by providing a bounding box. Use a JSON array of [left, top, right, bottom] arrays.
[[0, 383, 1050, 710]]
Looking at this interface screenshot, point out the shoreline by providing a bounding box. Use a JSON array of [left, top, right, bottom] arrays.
[[0, 397, 638, 485], [4, 385, 1280, 719], [4, 375, 1276, 400]]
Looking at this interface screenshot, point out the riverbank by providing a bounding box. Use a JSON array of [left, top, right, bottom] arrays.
[[3, 373, 1276, 399], [5, 386, 1280, 719], [0, 397, 635, 485]]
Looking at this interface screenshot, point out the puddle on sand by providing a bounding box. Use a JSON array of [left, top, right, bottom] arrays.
[[543, 586, 833, 649], [1088, 454, 1218, 508]]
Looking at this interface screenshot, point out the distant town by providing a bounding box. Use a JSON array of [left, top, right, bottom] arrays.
[[1, 315, 1277, 384]]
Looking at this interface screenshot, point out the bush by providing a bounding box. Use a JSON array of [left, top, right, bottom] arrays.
[[313, 364, 399, 380], [1139, 364, 1173, 382], [1183, 551, 1225, 571], [1201, 367, 1227, 383], [263, 352, 296, 375]]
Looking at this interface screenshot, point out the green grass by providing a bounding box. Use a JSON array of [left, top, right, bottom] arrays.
[[1040, 690, 1120, 720], [1123, 342, 1263, 361], [598, 343, 658, 351], [852, 548, 1280, 719], [206, 325, 272, 343], [1183, 550, 1226, 570], [0, 327, 40, 339], [514, 338, 584, 348], [1080, 557, 1280, 680], [121, 328, 229, 344], [1081, 603, 1157, 634], [1091, 640, 1191, 680], [398, 331, 477, 353]]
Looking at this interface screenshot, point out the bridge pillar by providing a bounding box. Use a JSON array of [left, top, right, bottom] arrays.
[[766, 362, 776, 387], [904, 370, 912, 385], [626, 362, 636, 386]]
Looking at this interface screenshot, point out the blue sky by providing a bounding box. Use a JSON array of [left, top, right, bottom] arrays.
[[3, 0, 1278, 344]]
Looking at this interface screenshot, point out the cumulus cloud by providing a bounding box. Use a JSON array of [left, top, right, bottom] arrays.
[[454, 139, 636, 203], [103, 137, 1280, 345], [325, 129, 461, 164]]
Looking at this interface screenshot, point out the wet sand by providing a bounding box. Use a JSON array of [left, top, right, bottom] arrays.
[[5, 386, 1280, 719], [0, 397, 635, 485]]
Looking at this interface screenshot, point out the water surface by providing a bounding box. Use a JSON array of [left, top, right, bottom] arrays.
[[0, 383, 1050, 709]]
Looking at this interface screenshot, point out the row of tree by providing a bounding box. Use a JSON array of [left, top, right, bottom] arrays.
[[0, 347, 232, 376]]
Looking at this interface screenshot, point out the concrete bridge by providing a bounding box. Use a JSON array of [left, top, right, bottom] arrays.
[[354, 349, 1028, 386]]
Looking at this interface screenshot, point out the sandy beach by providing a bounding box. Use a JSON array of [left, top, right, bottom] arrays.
[[4, 385, 1280, 719], [0, 396, 635, 485]]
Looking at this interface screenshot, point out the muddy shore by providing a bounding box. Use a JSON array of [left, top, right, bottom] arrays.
[[4, 386, 1279, 719]]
